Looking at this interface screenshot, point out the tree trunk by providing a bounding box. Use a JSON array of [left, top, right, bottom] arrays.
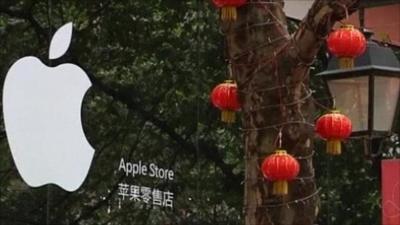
[[222, 0, 360, 224]]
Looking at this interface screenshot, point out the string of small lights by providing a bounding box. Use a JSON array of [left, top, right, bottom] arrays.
[[243, 151, 315, 161], [243, 188, 321, 209], [214, 0, 332, 212], [213, 0, 364, 219]]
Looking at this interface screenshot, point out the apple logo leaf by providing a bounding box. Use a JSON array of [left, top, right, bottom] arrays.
[[49, 22, 73, 60]]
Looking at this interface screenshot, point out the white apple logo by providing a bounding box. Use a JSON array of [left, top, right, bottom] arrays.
[[2, 22, 95, 192]]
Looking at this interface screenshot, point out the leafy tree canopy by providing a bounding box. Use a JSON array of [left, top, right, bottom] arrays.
[[0, 1, 397, 224]]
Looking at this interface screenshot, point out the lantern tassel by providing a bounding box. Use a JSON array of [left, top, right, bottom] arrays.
[[221, 110, 236, 123], [338, 57, 354, 69], [272, 180, 288, 195], [327, 139, 342, 155], [221, 6, 237, 21]]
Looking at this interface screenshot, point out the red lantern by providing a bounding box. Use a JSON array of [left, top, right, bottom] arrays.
[[315, 110, 352, 155], [212, 0, 247, 21], [261, 150, 300, 195], [211, 80, 240, 123], [327, 24, 366, 69]]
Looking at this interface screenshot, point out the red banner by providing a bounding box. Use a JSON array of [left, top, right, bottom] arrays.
[[382, 159, 400, 225]]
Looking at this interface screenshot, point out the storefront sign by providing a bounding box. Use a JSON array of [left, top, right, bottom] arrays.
[[117, 158, 175, 208], [2, 22, 94, 192]]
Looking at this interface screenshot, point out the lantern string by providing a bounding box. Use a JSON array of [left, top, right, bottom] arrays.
[[227, 62, 233, 79], [272, 127, 283, 149], [243, 188, 321, 209], [332, 97, 336, 109], [278, 129, 283, 148], [311, 95, 335, 111], [273, 51, 289, 150], [334, 2, 349, 20]]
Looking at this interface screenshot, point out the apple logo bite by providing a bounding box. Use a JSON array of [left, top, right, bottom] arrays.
[[2, 22, 95, 192]]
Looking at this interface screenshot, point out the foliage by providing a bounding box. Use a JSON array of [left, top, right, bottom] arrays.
[[0, 1, 242, 224]]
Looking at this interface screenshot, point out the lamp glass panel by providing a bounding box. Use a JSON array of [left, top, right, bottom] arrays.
[[328, 76, 369, 132], [373, 76, 400, 131]]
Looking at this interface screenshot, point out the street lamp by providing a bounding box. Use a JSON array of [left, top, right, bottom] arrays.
[[318, 31, 400, 224], [317, 31, 400, 139]]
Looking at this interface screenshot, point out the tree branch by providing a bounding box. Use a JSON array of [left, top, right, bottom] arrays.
[[0, 5, 47, 41], [73, 61, 241, 185], [292, 0, 361, 64]]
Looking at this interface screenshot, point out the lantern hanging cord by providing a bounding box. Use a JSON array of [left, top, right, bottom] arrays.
[[271, 127, 283, 150], [243, 188, 321, 209], [227, 62, 233, 79], [273, 128, 283, 149], [334, 2, 349, 20], [310, 95, 336, 111]]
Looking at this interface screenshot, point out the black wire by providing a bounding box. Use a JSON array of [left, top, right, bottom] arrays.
[[195, 0, 201, 211]]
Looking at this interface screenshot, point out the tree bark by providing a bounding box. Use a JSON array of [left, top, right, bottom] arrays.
[[222, 0, 360, 224]]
